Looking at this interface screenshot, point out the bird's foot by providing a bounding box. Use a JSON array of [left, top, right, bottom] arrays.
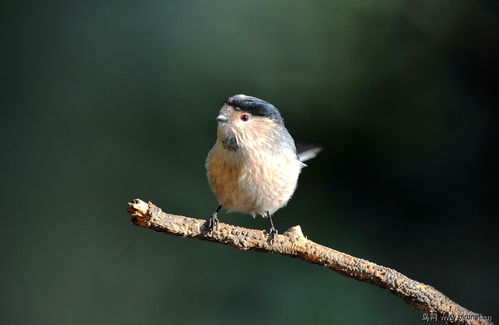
[[268, 226, 278, 244], [205, 213, 219, 232]]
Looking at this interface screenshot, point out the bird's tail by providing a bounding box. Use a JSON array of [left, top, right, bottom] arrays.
[[296, 142, 322, 162]]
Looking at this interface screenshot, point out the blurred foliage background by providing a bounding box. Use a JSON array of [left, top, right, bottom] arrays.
[[1, 0, 497, 324]]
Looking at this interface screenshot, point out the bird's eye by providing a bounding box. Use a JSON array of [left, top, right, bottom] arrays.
[[240, 113, 250, 121]]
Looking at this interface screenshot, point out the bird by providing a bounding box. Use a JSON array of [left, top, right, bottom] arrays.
[[205, 94, 321, 241]]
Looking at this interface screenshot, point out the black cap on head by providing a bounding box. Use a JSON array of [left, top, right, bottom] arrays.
[[225, 94, 283, 124]]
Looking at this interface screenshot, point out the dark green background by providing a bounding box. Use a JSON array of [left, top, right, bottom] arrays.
[[1, 1, 497, 324]]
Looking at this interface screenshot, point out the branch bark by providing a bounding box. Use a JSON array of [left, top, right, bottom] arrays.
[[128, 199, 492, 325]]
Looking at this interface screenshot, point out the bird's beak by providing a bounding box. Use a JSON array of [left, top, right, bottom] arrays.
[[216, 114, 228, 123]]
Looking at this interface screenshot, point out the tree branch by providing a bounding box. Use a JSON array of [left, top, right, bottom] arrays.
[[128, 199, 492, 325]]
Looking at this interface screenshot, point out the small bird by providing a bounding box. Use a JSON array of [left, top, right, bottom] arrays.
[[205, 94, 321, 240]]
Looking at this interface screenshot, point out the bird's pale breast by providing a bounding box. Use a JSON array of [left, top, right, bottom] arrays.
[[206, 143, 301, 216]]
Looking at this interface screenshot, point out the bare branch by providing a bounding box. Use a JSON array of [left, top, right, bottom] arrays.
[[128, 199, 492, 325]]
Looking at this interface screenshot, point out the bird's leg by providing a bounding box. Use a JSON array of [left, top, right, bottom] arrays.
[[206, 205, 222, 231], [267, 211, 278, 242]]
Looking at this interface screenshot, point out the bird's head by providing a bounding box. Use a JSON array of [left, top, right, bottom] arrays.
[[215, 94, 284, 151]]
